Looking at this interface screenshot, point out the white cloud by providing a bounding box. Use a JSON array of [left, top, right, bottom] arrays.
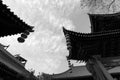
[[1, 0, 84, 75]]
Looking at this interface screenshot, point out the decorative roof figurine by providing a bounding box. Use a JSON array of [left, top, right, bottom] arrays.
[[0, 1, 34, 43]]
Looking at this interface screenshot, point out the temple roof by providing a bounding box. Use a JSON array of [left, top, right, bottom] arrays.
[[0, 44, 30, 78], [63, 27, 120, 40], [63, 27, 120, 61], [52, 66, 120, 79], [0, 1, 33, 37], [88, 12, 120, 33]]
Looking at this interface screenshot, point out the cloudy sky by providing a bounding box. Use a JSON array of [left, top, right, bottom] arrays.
[[1, 0, 91, 75]]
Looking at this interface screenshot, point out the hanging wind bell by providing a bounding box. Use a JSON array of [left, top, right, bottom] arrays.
[[17, 27, 34, 43]]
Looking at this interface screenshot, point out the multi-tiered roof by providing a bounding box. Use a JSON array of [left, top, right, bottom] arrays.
[[63, 12, 120, 62]]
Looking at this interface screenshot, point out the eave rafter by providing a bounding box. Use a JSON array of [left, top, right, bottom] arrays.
[[63, 27, 120, 61]]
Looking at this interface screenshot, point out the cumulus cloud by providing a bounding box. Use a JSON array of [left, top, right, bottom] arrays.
[[2, 0, 119, 75], [1, 0, 82, 75]]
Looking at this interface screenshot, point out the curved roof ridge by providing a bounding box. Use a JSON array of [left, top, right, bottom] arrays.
[[63, 27, 120, 40]]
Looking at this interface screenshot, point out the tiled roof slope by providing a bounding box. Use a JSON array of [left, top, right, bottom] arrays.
[[0, 44, 30, 78], [0, 1, 33, 37]]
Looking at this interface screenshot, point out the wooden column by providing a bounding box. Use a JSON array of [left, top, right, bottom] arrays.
[[86, 55, 114, 80]]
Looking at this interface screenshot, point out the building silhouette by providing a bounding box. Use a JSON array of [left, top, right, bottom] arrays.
[[52, 12, 120, 80], [0, 0, 34, 43], [0, 1, 37, 80]]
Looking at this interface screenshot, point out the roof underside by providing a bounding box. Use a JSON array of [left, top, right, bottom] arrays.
[[88, 12, 120, 33], [63, 27, 120, 61], [0, 1, 33, 37]]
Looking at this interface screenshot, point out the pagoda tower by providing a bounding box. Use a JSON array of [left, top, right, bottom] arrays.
[[63, 12, 120, 80]]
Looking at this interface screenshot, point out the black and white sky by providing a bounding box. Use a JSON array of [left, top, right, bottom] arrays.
[[1, 0, 93, 75]]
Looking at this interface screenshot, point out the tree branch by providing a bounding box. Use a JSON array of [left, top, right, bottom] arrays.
[[108, 0, 115, 9]]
